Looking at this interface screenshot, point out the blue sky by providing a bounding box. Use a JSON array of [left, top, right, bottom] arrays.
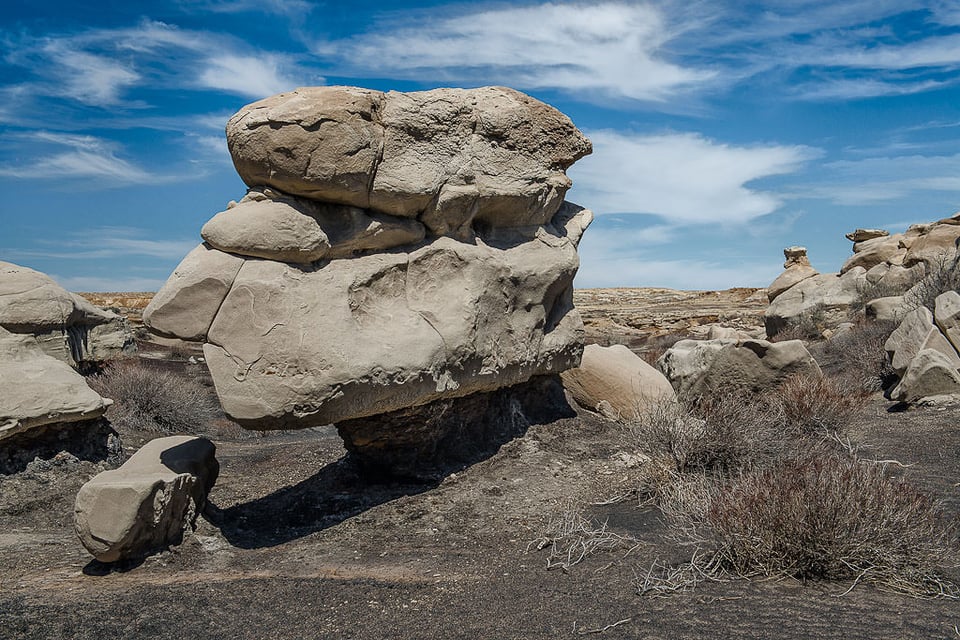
[[3, 1, 960, 291]]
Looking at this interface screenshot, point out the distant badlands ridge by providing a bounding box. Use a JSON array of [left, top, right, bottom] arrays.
[[78, 286, 769, 348]]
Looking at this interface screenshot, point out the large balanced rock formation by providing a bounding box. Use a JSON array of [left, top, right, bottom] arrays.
[[0, 261, 134, 369], [75, 436, 218, 562], [767, 246, 818, 302], [146, 86, 593, 442]]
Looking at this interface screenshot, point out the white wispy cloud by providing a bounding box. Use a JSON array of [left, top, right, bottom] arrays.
[[5, 19, 314, 108], [795, 152, 960, 205], [568, 130, 817, 224], [320, 2, 716, 102], [3, 227, 196, 261], [0, 132, 153, 183]]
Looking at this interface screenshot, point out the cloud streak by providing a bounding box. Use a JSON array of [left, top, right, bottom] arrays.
[[568, 130, 816, 224], [0, 132, 153, 183]]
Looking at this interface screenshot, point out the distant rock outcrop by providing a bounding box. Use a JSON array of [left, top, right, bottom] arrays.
[[145, 86, 593, 470], [658, 338, 821, 398], [0, 261, 134, 369]]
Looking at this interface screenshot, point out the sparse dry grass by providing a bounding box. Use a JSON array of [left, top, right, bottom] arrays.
[[903, 252, 960, 314], [89, 360, 221, 434], [529, 509, 640, 573], [774, 373, 866, 436], [812, 320, 897, 392]]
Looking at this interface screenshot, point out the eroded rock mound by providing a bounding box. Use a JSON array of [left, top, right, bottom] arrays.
[[0, 261, 134, 368], [146, 86, 593, 434], [75, 436, 218, 563]]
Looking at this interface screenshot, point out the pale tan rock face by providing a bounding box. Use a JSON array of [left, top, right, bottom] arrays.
[[74, 436, 218, 563], [202, 211, 589, 428], [560, 344, 675, 421], [903, 223, 960, 266], [884, 306, 960, 375], [0, 328, 112, 441], [934, 291, 960, 356], [842, 234, 905, 273], [889, 349, 960, 403], [0, 261, 133, 366], [143, 244, 245, 342], [226, 86, 592, 234], [767, 264, 818, 302], [845, 228, 889, 243], [764, 268, 866, 337]]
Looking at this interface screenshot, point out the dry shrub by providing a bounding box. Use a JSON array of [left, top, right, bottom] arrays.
[[528, 510, 640, 572], [89, 360, 221, 434], [812, 320, 897, 392], [632, 396, 785, 476], [774, 373, 865, 436], [903, 251, 960, 314], [701, 451, 958, 596], [770, 304, 827, 343]]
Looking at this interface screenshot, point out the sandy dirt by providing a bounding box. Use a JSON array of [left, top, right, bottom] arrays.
[[2, 291, 959, 639]]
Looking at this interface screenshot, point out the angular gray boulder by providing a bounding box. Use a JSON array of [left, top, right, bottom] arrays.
[[884, 306, 960, 375], [889, 349, 960, 403], [147, 86, 593, 436], [75, 436, 218, 563], [764, 268, 866, 337]]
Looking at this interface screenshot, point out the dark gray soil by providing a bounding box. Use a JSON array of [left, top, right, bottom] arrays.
[[2, 377, 959, 639]]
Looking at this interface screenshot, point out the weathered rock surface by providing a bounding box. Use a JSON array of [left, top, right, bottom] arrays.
[[846, 228, 889, 243], [889, 349, 960, 403], [201, 188, 426, 264], [903, 223, 960, 267], [202, 213, 589, 428], [144, 244, 245, 342], [885, 306, 960, 375], [764, 268, 866, 337], [75, 436, 218, 563], [865, 296, 906, 323], [934, 290, 960, 355], [659, 338, 821, 398], [147, 86, 594, 435], [0, 261, 133, 367], [842, 234, 905, 273], [768, 265, 818, 302], [0, 329, 112, 443], [226, 86, 592, 236], [560, 344, 675, 421]]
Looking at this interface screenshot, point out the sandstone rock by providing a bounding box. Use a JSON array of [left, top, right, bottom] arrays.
[[846, 228, 889, 243], [903, 223, 960, 267], [865, 296, 906, 323], [841, 234, 904, 273], [767, 264, 818, 302], [889, 349, 960, 403], [75, 436, 218, 563], [0, 330, 112, 443], [865, 263, 889, 284], [659, 338, 821, 397], [706, 326, 755, 340], [876, 263, 924, 293], [885, 306, 960, 375], [934, 290, 960, 355], [202, 209, 590, 428], [144, 244, 245, 342], [202, 193, 332, 263], [783, 246, 811, 267], [764, 268, 866, 337], [560, 344, 675, 421], [0, 261, 133, 366], [226, 86, 592, 235], [656, 338, 735, 397], [201, 188, 427, 264]]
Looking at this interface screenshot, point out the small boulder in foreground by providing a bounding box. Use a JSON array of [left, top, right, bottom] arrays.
[[75, 436, 219, 563]]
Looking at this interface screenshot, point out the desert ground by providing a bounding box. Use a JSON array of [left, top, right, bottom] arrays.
[[2, 288, 958, 640]]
